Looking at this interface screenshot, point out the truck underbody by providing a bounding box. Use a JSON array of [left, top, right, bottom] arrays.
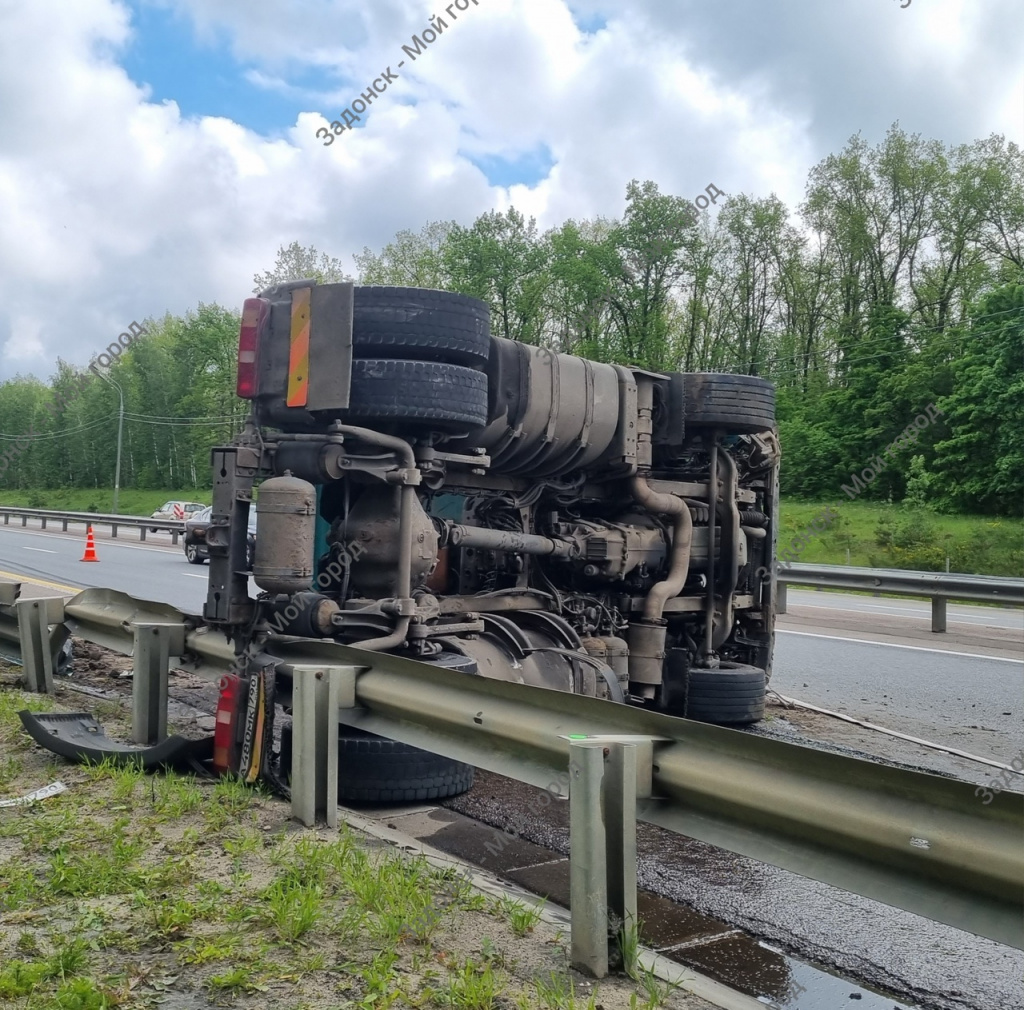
[[205, 282, 780, 797]]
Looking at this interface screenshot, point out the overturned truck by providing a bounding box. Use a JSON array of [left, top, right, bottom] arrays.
[[206, 282, 780, 800]]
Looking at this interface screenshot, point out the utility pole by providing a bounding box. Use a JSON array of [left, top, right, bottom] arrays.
[[97, 373, 124, 514]]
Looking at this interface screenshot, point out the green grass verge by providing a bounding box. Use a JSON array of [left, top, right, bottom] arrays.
[[780, 500, 1021, 576], [0, 681, 687, 1010]]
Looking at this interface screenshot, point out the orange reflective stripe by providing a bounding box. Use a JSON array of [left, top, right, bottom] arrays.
[[286, 287, 311, 407]]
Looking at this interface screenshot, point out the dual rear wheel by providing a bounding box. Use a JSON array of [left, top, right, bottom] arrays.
[[333, 288, 491, 434]]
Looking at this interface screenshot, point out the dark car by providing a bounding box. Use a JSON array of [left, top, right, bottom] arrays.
[[183, 506, 256, 567]]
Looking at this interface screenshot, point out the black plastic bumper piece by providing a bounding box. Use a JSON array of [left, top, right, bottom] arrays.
[[18, 710, 213, 770]]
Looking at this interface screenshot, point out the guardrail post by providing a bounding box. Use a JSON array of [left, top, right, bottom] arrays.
[[289, 664, 358, 828], [568, 738, 644, 978], [776, 581, 788, 614], [16, 598, 54, 694], [604, 742, 638, 954], [171, 530, 179, 546], [139, 528, 146, 542], [569, 741, 609, 977], [111, 523, 118, 539], [41, 517, 47, 530], [61, 519, 68, 532], [20, 515, 26, 527], [131, 622, 176, 744], [931, 596, 947, 633]]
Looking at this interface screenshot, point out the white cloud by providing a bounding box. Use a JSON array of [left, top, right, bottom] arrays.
[[0, 0, 1019, 381]]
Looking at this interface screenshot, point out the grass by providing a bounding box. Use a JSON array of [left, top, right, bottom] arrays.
[[779, 499, 1022, 576], [0, 488, 210, 516], [0, 679, 689, 1010], [492, 895, 545, 937]]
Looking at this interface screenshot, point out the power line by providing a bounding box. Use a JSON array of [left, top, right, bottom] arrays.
[[123, 417, 238, 427], [122, 412, 239, 422], [0, 417, 114, 441]]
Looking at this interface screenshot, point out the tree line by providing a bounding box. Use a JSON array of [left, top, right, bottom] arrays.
[[1, 124, 1021, 516]]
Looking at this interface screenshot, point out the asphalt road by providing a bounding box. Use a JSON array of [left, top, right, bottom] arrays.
[[0, 523, 227, 612]]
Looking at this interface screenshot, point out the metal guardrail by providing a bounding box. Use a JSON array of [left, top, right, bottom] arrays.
[[5, 582, 1021, 958], [0, 506, 187, 544], [778, 562, 1024, 632], [0, 580, 68, 691], [295, 643, 1023, 951]]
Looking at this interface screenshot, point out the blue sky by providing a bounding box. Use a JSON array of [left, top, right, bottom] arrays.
[[0, 0, 1020, 381], [119, 0, 559, 188], [120, 1, 316, 139]]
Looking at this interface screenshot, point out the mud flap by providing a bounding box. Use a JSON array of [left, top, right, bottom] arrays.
[[18, 711, 213, 770], [238, 660, 290, 797]]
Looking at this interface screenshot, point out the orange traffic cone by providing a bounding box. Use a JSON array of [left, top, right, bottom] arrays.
[[80, 525, 99, 562]]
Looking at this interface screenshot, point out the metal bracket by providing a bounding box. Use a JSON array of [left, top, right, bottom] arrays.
[[564, 734, 657, 798]]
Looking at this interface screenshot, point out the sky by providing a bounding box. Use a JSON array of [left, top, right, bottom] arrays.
[[0, 0, 1020, 383]]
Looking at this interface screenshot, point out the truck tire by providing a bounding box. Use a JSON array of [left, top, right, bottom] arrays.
[[684, 663, 765, 725], [353, 287, 491, 369], [682, 373, 775, 434], [343, 358, 489, 433], [279, 723, 475, 804]]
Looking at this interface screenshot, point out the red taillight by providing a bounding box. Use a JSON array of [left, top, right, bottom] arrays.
[[213, 673, 242, 774], [237, 298, 269, 399]]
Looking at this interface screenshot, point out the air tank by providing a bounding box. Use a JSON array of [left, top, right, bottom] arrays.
[[253, 471, 316, 594]]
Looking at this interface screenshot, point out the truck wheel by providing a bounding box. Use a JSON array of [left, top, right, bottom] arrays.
[[682, 373, 775, 434], [279, 723, 475, 803], [683, 663, 765, 725], [342, 358, 489, 433], [353, 287, 491, 369]]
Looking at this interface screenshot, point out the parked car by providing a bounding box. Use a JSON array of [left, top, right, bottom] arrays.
[[183, 505, 256, 567], [150, 500, 207, 533]]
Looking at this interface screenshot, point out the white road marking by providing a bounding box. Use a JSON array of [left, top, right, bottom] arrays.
[[0, 526, 177, 554], [181, 573, 208, 579], [21, 546, 56, 553], [778, 629, 1024, 663]]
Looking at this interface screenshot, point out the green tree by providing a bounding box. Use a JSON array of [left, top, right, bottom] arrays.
[[932, 281, 1024, 515], [354, 221, 455, 288], [604, 179, 697, 370], [443, 209, 550, 343], [252, 241, 351, 294]]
